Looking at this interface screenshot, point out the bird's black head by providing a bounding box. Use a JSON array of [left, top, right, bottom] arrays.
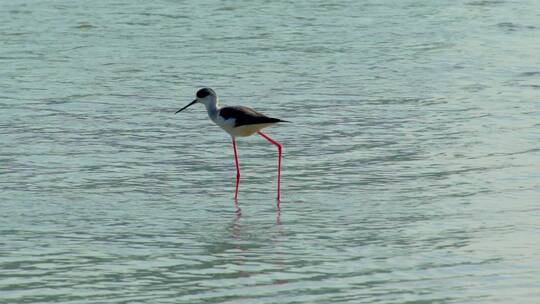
[[175, 88, 217, 114], [196, 88, 215, 99]]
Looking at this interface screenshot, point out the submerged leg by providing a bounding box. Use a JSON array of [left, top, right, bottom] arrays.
[[232, 138, 241, 200], [257, 131, 283, 202]]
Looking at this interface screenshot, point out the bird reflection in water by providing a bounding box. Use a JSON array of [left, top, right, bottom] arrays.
[[230, 200, 282, 240]]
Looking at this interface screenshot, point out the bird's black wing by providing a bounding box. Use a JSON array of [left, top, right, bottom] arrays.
[[219, 106, 285, 127]]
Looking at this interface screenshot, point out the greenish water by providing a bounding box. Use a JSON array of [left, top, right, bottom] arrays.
[[1, 0, 540, 303]]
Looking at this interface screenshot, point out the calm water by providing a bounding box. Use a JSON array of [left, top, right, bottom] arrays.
[[2, 0, 540, 303]]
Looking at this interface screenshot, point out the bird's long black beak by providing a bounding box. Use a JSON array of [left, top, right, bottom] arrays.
[[175, 99, 197, 114]]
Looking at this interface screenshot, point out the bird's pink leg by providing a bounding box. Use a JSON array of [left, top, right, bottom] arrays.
[[232, 138, 241, 200], [257, 132, 282, 202]]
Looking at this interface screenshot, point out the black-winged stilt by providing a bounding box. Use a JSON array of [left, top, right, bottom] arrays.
[[175, 88, 288, 202]]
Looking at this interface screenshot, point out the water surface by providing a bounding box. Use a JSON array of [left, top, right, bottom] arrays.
[[1, 0, 540, 303]]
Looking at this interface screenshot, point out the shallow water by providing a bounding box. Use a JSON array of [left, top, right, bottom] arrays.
[[1, 0, 540, 303]]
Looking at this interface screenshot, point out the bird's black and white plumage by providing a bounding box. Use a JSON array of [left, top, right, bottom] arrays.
[[177, 88, 288, 137], [219, 106, 286, 127]]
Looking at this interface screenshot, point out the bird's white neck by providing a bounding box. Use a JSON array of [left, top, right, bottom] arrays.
[[203, 98, 221, 120]]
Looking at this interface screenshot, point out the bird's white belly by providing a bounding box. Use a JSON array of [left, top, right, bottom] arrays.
[[230, 123, 274, 137], [215, 116, 273, 137]]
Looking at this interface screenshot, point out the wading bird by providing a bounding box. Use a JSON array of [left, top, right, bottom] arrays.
[[175, 88, 287, 202]]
